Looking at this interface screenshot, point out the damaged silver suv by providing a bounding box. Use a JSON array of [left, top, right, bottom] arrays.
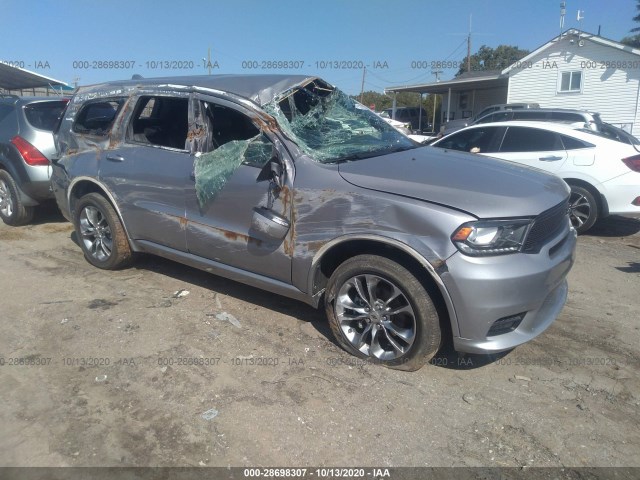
[[52, 75, 576, 370]]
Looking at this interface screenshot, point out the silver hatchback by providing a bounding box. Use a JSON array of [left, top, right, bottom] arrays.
[[52, 75, 576, 370]]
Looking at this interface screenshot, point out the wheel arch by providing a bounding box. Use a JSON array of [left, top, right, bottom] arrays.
[[0, 155, 38, 206], [563, 177, 609, 218], [68, 177, 135, 247], [309, 235, 458, 338]]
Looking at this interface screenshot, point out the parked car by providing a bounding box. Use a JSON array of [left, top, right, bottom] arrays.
[[443, 102, 540, 134], [52, 75, 576, 370], [431, 121, 640, 233], [595, 122, 639, 145], [380, 107, 433, 133], [474, 108, 602, 131], [0, 94, 69, 225], [374, 110, 434, 144], [472, 109, 640, 146]]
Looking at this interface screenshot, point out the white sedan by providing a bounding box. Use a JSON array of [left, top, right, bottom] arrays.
[[430, 121, 640, 233]]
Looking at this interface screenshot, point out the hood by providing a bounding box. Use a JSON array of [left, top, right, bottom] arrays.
[[338, 147, 569, 218]]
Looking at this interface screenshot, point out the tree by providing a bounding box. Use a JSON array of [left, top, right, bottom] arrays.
[[355, 91, 435, 112], [621, 0, 640, 47], [456, 45, 530, 76], [621, 34, 640, 48], [631, 0, 640, 31]]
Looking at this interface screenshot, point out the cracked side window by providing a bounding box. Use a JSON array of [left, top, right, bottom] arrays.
[[73, 98, 125, 137], [193, 102, 272, 208]]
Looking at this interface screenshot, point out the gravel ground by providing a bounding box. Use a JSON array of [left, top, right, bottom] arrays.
[[0, 205, 639, 469]]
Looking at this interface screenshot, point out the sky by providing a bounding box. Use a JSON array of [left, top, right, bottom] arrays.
[[1, 0, 637, 95]]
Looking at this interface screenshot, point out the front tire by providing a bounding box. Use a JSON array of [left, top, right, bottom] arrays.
[[74, 193, 133, 269], [0, 170, 34, 226], [325, 255, 441, 371], [568, 185, 598, 234]]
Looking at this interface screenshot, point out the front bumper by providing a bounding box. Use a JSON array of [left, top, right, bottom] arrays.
[[441, 225, 577, 354]]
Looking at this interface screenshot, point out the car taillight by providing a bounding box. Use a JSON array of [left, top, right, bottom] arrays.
[[622, 154, 640, 172], [10, 136, 49, 166]]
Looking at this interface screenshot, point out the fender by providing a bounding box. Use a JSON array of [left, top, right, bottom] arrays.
[[67, 176, 137, 250], [308, 233, 459, 331]]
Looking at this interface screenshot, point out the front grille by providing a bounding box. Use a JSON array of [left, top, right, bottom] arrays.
[[522, 198, 569, 253]]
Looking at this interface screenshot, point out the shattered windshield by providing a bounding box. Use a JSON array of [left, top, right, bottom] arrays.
[[264, 80, 417, 163]]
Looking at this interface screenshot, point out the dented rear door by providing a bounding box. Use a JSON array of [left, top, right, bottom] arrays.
[[99, 92, 191, 251]]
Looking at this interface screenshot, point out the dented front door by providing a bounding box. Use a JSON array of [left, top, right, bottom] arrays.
[[184, 97, 293, 283]]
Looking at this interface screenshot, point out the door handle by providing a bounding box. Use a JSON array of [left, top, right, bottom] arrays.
[[106, 154, 125, 162], [539, 155, 563, 161]]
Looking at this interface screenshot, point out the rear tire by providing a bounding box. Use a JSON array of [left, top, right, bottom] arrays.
[[325, 254, 441, 371], [0, 170, 35, 226], [73, 193, 133, 269], [568, 184, 598, 234]]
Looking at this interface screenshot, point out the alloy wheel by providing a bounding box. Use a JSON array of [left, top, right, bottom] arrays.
[[79, 205, 113, 261], [335, 274, 417, 360], [569, 190, 591, 229], [0, 179, 14, 218]]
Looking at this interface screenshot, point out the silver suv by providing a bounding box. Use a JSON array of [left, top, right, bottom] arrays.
[[51, 75, 576, 370], [443, 103, 540, 134], [0, 94, 69, 225]]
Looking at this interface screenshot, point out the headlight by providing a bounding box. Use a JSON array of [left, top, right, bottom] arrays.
[[451, 219, 533, 256]]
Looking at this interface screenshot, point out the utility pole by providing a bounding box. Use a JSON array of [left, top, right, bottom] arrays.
[[207, 47, 212, 75], [559, 1, 566, 40], [72, 77, 80, 89], [466, 14, 472, 73], [359, 66, 366, 103]]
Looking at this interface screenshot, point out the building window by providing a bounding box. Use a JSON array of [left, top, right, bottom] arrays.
[[459, 93, 468, 109], [559, 71, 582, 92]]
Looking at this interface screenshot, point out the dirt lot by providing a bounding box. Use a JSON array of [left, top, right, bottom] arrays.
[[0, 204, 639, 469]]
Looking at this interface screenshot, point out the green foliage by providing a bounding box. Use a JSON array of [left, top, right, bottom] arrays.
[[621, 1, 640, 46], [351, 91, 441, 128], [456, 45, 530, 76], [621, 34, 640, 48], [353, 91, 440, 116], [632, 0, 640, 32]]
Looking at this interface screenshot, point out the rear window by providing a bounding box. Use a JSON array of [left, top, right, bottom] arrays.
[[0, 104, 14, 124], [73, 99, 125, 136], [512, 111, 549, 120], [23, 101, 69, 131], [560, 135, 592, 149], [476, 111, 511, 124], [550, 112, 586, 123]]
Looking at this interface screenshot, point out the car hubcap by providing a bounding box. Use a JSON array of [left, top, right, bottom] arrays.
[[569, 191, 591, 229], [0, 180, 14, 218], [335, 274, 416, 360], [79, 206, 113, 261]]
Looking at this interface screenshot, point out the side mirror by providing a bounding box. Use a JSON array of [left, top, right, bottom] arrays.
[[250, 206, 290, 242]]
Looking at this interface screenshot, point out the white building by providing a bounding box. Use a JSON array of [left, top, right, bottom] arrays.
[[386, 30, 640, 135]]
